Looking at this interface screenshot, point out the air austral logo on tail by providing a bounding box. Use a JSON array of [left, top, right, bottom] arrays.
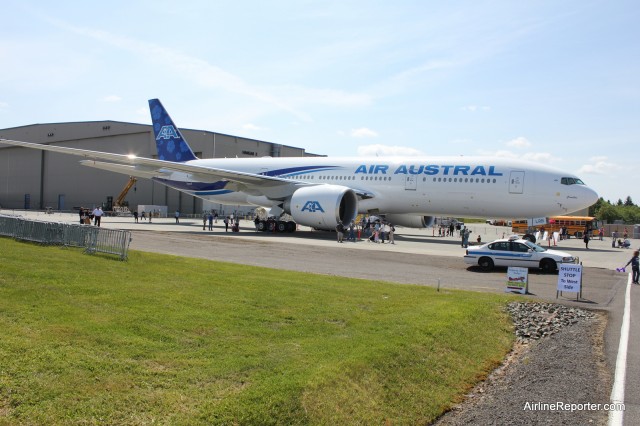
[[354, 164, 503, 176], [156, 125, 180, 140]]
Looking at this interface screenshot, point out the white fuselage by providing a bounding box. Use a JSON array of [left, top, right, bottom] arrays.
[[156, 155, 598, 218]]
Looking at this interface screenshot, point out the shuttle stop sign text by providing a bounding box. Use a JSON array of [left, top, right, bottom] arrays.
[[557, 264, 582, 293]]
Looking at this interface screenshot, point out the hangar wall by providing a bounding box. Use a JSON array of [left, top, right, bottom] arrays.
[[0, 121, 317, 215]]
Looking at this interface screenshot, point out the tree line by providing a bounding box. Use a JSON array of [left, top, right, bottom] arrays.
[[589, 196, 640, 224]]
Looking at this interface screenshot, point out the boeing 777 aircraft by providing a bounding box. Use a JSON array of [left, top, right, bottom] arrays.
[[0, 99, 598, 231]]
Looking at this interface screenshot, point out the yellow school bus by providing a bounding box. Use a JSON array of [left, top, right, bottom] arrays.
[[511, 216, 599, 238]]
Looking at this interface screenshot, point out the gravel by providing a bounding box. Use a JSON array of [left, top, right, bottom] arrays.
[[507, 302, 597, 343], [434, 302, 611, 425]]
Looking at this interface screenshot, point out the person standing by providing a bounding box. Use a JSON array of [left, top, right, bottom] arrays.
[[349, 221, 356, 242], [583, 233, 590, 249], [335, 222, 344, 243], [389, 223, 395, 244], [175, 210, 180, 224], [462, 228, 472, 248], [92, 206, 103, 227], [202, 212, 208, 230], [224, 216, 229, 232], [599, 226, 605, 241], [624, 251, 639, 284], [133, 210, 139, 223], [208, 212, 214, 231]]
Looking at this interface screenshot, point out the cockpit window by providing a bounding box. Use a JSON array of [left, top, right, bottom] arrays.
[[561, 177, 585, 185]]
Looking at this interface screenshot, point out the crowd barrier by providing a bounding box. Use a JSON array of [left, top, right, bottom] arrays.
[[0, 214, 131, 260]]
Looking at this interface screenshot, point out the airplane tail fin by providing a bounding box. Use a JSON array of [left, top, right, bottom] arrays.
[[148, 99, 198, 162]]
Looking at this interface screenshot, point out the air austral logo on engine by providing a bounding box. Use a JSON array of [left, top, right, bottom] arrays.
[[156, 125, 180, 140], [301, 201, 325, 213], [354, 164, 503, 176]]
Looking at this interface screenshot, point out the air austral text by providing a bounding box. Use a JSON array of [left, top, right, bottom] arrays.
[[354, 164, 503, 176]]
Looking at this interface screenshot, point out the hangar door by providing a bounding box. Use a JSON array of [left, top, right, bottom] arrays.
[[509, 171, 524, 194]]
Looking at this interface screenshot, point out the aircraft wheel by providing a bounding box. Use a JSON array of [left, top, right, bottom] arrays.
[[277, 222, 287, 232]]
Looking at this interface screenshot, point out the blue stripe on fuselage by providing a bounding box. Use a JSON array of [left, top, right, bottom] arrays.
[[259, 165, 339, 177]]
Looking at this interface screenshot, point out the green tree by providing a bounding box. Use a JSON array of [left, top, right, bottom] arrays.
[[588, 197, 606, 217], [596, 203, 620, 224], [624, 196, 635, 207], [620, 205, 640, 224]]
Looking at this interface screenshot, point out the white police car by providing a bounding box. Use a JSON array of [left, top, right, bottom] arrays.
[[463, 235, 577, 272]]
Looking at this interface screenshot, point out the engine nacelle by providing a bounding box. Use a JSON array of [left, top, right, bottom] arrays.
[[284, 185, 358, 230], [384, 214, 435, 228]]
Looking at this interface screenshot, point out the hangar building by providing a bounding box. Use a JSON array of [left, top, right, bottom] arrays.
[[0, 121, 318, 215]]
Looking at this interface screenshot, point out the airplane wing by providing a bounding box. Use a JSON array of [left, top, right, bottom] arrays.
[[0, 138, 374, 200]]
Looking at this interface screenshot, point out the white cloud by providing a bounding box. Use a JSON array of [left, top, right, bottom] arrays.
[[520, 152, 556, 163], [242, 123, 265, 131], [577, 157, 618, 175], [357, 144, 424, 157], [0, 101, 8, 109], [350, 127, 379, 138], [476, 149, 560, 163], [391, 60, 455, 82], [461, 105, 491, 112], [102, 95, 122, 103], [48, 20, 372, 122], [506, 136, 531, 148]]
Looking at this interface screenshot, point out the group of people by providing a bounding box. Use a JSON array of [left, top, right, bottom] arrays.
[[133, 210, 160, 223], [612, 230, 632, 249], [200, 211, 238, 232], [330, 217, 390, 244], [78, 206, 103, 227], [201, 210, 219, 230], [437, 222, 459, 237]]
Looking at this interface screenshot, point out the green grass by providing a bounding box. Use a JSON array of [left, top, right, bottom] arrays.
[[0, 238, 515, 425]]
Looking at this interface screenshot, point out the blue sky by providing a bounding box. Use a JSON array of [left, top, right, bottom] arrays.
[[1, 1, 638, 204]]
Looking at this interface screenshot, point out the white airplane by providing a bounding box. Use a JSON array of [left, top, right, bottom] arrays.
[[0, 99, 599, 232]]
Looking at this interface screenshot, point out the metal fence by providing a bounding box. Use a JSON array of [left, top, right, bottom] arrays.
[[0, 214, 131, 260]]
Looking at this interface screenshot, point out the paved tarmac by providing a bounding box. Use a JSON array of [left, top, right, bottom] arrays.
[[6, 210, 640, 423]]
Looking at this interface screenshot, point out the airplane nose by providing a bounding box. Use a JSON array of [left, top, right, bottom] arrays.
[[583, 185, 599, 206]]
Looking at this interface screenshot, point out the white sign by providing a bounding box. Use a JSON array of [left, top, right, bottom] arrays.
[[557, 264, 582, 293], [506, 267, 528, 294], [528, 217, 548, 226]]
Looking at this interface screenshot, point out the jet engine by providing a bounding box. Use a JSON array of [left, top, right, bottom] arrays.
[[284, 185, 358, 230], [384, 214, 435, 228]]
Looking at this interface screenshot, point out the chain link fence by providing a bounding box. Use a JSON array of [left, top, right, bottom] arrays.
[[0, 214, 131, 260]]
